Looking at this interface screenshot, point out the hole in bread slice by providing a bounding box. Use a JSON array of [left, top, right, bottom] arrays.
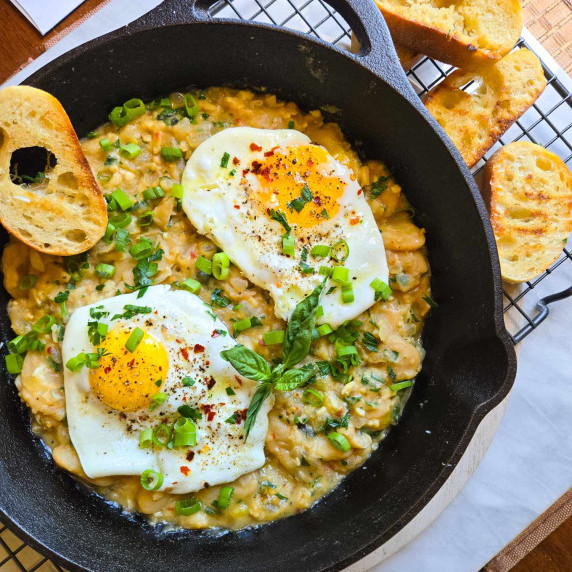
[[10, 146, 57, 186]]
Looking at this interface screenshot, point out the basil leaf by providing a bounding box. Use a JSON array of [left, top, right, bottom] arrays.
[[245, 382, 272, 440], [221, 345, 271, 382], [274, 367, 314, 391], [283, 278, 327, 369]]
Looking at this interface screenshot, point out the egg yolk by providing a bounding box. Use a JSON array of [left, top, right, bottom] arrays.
[[89, 328, 169, 412], [254, 145, 345, 228]]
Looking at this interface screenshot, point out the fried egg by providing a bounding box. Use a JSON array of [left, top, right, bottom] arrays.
[[181, 127, 388, 328], [61, 285, 271, 494]]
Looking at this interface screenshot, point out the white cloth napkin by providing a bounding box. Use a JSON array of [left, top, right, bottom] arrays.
[[2, 2, 572, 571], [9, 0, 87, 35]]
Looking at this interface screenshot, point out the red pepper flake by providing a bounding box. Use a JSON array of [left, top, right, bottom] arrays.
[[176, 338, 182, 344], [259, 165, 272, 181], [357, 188, 363, 195], [186, 451, 195, 462], [307, 158, 314, 167], [251, 161, 262, 174], [211, 330, 221, 338], [264, 146, 279, 157], [350, 217, 360, 225], [104, 366, 111, 374], [200, 403, 216, 421], [233, 157, 240, 165], [190, 251, 197, 260], [234, 205, 240, 210], [242, 169, 250, 177], [180, 348, 190, 361], [235, 375, 243, 386], [180, 466, 190, 476], [313, 195, 322, 206], [127, 359, 135, 368], [206, 376, 216, 390], [194, 344, 205, 353], [250, 142, 262, 152]]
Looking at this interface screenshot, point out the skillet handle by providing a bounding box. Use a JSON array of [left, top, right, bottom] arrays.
[[128, 0, 409, 90]]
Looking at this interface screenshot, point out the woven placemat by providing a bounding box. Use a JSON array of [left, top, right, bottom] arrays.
[[523, 0, 572, 73]]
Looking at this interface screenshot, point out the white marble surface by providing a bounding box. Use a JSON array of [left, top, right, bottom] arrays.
[[3, 1, 572, 571]]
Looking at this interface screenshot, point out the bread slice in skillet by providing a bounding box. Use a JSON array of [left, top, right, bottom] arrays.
[[374, 0, 522, 71], [482, 141, 572, 283], [0, 85, 107, 255], [424, 48, 546, 168]]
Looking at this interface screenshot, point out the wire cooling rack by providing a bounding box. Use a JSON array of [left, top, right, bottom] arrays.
[[1, 2, 572, 571]]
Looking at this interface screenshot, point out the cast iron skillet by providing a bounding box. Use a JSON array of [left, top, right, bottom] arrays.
[[0, 0, 517, 570]]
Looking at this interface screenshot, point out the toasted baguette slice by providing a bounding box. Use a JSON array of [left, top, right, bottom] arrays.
[[424, 49, 545, 168], [374, 0, 522, 71], [482, 142, 572, 283], [0, 86, 106, 256]]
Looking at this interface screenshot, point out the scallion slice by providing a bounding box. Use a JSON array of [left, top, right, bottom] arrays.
[[195, 256, 212, 275], [109, 98, 146, 127], [152, 424, 172, 447], [263, 330, 285, 345], [331, 239, 349, 263], [217, 486, 234, 509], [120, 143, 142, 159], [220, 152, 230, 168], [310, 244, 330, 258], [140, 469, 164, 491], [184, 93, 198, 118], [370, 278, 392, 301], [390, 380, 413, 392], [175, 278, 201, 294], [173, 418, 197, 447], [161, 146, 183, 162], [319, 266, 333, 277], [171, 183, 184, 199], [212, 252, 230, 280], [282, 235, 295, 257], [316, 324, 333, 337], [337, 345, 358, 360], [126, 327, 144, 352], [139, 427, 153, 448], [331, 266, 349, 284], [5, 354, 23, 374], [137, 211, 154, 227], [33, 315, 56, 333], [328, 432, 351, 452], [341, 282, 354, 303], [142, 186, 166, 200], [19, 275, 37, 290], [111, 188, 133, 211], [95, 263, 115, 279], [99, 138, 113, 152], [233, 318, 252, 334], [109, 212, 131, 228], [149, 392, 167, 411], [303, 388, 324, 407], [66, 353, 87, 372], [175, 498, 201, 516], [129, 238, 154, 259]]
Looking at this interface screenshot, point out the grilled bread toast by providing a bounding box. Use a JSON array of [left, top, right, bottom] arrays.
[[483, 142, 572, 283], [374, 0, 522, 71], [0, 86, 107, 256], [424, 49, 546, 168]]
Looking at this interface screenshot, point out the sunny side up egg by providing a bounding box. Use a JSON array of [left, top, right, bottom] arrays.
[[61, 285, 271, 494], [181, 127, 389, 329]]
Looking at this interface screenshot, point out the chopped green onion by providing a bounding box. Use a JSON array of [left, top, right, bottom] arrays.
[[303, 388, 324, 407], [103, 222, 116, 242], [109, 212, 131, 228], [288, 120, 295, 129], [139, 427, 153, 448], [5, 354, 23, 374], [220, 152, 230, 168], [390, 380, 413, 392], [212, 252, 230, 280], [337, 345, 358, 360], [328, 432, 351, 452], [332, 266, 349, 283], [195, 256, 212, 275], [175, 278, 201, 294], [319, 266, 333, 277], [126, 327, 144, 352], [140, 469, 164, 491], [33, 315, 56, 333], [19, 275, 37, 290], [149, 392, 167, 411], [114, 228, 130, 252], [111, 188, 133, 211], [175, 498, 201, 516], [311, 244, 330, 258], [184, 93, 198, 118], [171, 183, 184, 199], [173, 418, 197, 447], [99, 138, 113, 152], [331, 239, 349, 262], [316, 305, 324, 319], [109, 98, 146, 127], [129, 238, 154, 260], [370, 278, 392, 301], [264, 330, 285, 345], [87, 131, 98, 139], [299, 261, 314, 274], [217, 486, 234, 509], [423, 294, 438, 308], [152, 424, 172, 447], [161, 146, 183, 162], [95, 263, 115, 278], [341, 282, 354, 303], [282, 235, 295, 257], [233, 318, 252, 334], [142, 186, 165, 200], [137, 211, 154, 227], [317, 324, 333, 337], [120, 143, 142, 159], [105, 195, 119, 211], [66, 353, 87, 372]]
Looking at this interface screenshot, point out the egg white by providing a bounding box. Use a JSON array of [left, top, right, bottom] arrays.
[[62, 285, 271, 493], [181, 126, 389, 328]]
